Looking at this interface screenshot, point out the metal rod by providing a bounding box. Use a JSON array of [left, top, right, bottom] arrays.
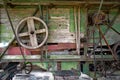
[[78, 6, 81, 55], [45, 6, 49, 59], [3, 1, 26, 61], [38, 4, 43, 60], [98, 25, 105, 76], [74, 6, 79, 55], [106, 24, 120, 35], [38, 4, 43, 19], [84, 8, 88, 58], [92, 0, 104, 79], [93, 25, 97, 79], [97, 26, 117, 60], [0, 3, 39, 61]]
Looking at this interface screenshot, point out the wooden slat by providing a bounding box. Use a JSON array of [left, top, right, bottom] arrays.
[[27, 18, 38, 47], [18, 29, 46, 37], [35, 29, 46, 34], [7, 1, 120, 6], [0, 55, 114, 62], [19, 32, 29, 37]]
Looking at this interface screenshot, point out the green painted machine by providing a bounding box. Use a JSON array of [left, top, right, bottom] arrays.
[[0, 0, 120, 79]]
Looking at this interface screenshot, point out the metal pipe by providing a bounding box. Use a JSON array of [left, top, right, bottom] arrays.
[[78, 6, 81, 55]]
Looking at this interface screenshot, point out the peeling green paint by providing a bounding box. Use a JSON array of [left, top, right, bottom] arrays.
[[61, 62, 78, 70], [80, 8, 87, 34], [0, 24, 13, 43], [69, 7, 75, 32]]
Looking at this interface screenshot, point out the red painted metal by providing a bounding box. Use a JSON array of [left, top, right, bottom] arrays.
[[7, 47, 31, 55], [0, 48, 3, 53], [0, 43, 93, 55], [46, 43, 76, 51]]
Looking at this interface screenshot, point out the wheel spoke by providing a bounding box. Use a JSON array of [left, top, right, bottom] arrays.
[[35, 29, 46, 34], [27, 18, 38, 47], [18, 32, 29, 37]]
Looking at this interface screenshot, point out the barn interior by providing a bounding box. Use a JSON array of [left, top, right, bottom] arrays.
[[0, 0, 120, 80]]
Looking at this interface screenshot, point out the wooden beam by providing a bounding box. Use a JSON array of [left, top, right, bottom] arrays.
[[7, 1, 120, 6], [0, 55, 114, 62]]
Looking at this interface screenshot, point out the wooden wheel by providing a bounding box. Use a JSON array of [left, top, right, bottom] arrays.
[[16, 17, 48, 49]]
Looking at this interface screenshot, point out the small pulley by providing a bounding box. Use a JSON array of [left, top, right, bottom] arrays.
[[18, 62, 33, 74], [16, 17, 48, 49], [24, 62, 33, 74], [92, 11, 106, 25]]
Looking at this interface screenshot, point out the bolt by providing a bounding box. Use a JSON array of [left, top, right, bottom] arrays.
[[30, 31, 34, 34]]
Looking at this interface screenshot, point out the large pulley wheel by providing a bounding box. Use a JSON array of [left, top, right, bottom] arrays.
[[16, 17, 48, 49], [113, 42, 120, 60]]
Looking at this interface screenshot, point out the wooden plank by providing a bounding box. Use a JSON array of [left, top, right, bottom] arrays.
[[18, 29, 46, 37], [0, 54, 114, 62], [35, 29, 46, 34], [48, 30, 76, 43], [7, 1, 120, 6], [19, 32, 29, 37], [1, 54, 41, 62], [50, 55, 114, 61], [2, 55, 41, 60], [27, 18, 38, 47]]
